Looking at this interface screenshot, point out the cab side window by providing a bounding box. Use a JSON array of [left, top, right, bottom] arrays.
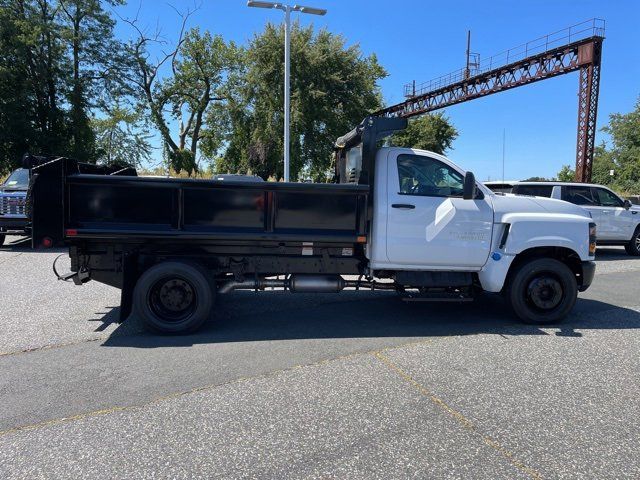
[[397, 154, 464, 197], [591, 187, 623, 207], [562, 186, 596, 206]]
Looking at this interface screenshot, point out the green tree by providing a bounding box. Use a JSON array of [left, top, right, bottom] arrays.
[[389, 112, 458, 154], [556, 164, 575, 182], [590, 143, 616, 186], [0, 3, 34, 174], [215, 22, 386, 181], [563, 98, 640, 193], [596, 99, 640, 193], [92, 99, 153, 167], [522, 176, 553, 182], [58, 0, 127, 162], [0, 0, 71, 174], [127, 11, 238, 176], [0, 0, 132, 173]]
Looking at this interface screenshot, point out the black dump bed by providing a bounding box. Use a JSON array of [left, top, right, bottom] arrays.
[[65, 174, 368, 242], [27, 156, 368, 247]]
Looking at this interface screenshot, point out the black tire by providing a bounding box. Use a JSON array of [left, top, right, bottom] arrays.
[[624, 227, 640, 256], [506, 258, 578, 325], [0, 233, 5, 246], [133, 261, 214, 334]]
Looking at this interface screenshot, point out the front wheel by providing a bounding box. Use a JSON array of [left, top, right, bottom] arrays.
[[0, 233, 5, 246], [133, 261, 214, 334], [506, 258, 578, 325], [624, 227, 640, 256]]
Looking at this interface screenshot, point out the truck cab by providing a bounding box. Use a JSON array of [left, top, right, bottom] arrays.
[[357, 146, 596, 296], [0, 168, 30, 246]]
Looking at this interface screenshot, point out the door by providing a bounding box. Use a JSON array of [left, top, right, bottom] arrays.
[[591, 187, 636, 241], [561, 185, 604, 235], [386, 152, 493, 268]]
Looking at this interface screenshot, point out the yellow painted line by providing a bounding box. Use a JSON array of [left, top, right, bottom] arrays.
[[0, 338, 103, 358], [0, 378, 248, 437], [373, 351, 543, 480], [0, 338, 442, 437], [3, 334, 526, 443]]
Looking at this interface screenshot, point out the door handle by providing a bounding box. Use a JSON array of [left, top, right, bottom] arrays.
[[391, 203, 415, 209]]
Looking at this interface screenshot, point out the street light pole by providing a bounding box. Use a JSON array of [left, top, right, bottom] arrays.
[[283, 4, 291, 182], [247, 2, 327, 182]]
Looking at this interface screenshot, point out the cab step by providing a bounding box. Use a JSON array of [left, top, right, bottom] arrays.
[[400, 288, 474, 303]]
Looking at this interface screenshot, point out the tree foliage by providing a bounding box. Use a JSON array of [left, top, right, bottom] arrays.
[[592, 98, 640, 193], [59, 0, 128, 161], [0, 0, 69, 173], [388, 112, 458, 154], [126, 11, 239, 176], [212, 22, 387, 181], [556, 97, 640, 193], [92, 99, 152, 167], [556, 164, 575, 182], [522, 176, 553, 182], [0, 0, 131, 174]]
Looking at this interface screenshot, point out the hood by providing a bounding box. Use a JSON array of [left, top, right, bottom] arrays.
[[490, 193, 591, 220]]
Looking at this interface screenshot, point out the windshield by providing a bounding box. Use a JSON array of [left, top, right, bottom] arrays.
[[3, 168, 29, 189]]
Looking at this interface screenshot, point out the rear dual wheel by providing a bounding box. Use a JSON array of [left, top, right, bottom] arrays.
[[133, 261, 214, 334], [506, 258, 578, 325]]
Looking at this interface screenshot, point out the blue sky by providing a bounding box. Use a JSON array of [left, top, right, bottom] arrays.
[[114, 0, 640, 180]]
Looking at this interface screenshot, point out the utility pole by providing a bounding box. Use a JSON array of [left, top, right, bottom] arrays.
[[502, 129, 506, 182]]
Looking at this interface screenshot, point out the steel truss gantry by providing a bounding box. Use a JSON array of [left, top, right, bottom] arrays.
[[375, 20, 604, 182]]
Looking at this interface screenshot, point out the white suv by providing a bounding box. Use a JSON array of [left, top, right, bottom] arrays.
[[511, 182, 640, 256]]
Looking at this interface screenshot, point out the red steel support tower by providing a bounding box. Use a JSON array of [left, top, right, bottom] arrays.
[[575, 41, 602, 182]]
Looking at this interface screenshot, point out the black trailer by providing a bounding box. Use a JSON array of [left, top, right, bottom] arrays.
[[27, 117, 407, 333]]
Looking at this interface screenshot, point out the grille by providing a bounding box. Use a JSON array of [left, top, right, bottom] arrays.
[[0, 195, 27, 216]]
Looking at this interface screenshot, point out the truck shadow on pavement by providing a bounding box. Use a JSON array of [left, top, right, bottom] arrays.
[[101, 292, 640, 349]]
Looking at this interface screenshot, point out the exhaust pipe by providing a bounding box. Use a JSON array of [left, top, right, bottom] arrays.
[[289, 274, 346, 293], [218, 274, 396, 294], [218, 278, 284, 294]]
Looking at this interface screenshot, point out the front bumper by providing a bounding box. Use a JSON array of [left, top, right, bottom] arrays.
[[0, 217, 29, 231], [579, 260, 596, 292]]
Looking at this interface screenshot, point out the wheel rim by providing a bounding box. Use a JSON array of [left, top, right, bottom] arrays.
[[635, 234, 640, 249], [148, 276, 197, 322], [526, 274, 564, 312]]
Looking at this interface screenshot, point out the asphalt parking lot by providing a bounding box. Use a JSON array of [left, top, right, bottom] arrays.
[[1, 237, 639, 479]]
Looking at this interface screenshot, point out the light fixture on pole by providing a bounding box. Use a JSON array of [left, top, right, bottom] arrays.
[[247, 1, 327, 182]]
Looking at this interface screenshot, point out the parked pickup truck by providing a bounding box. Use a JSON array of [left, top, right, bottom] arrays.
[[512, 181, 640, 256], [0, 168, 30, 245], [27, 117, 596, 333]]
